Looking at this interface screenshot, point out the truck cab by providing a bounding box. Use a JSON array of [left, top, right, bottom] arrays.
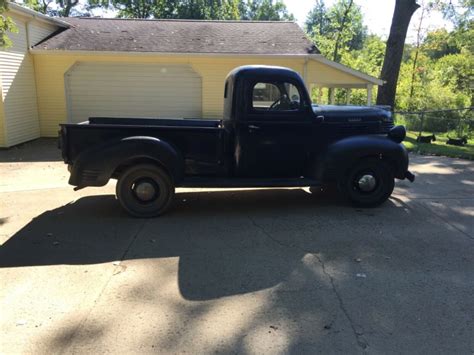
[[59, 65, 414, 217], [224, 66, 316, 177]]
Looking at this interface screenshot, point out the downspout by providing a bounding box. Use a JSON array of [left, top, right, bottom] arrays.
[[0, 73, 6, 147], [25, 20, 31, 47]]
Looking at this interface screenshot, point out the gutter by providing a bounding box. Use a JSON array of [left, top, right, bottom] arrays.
[[7, 2, 70, 28], [29, 49, 314, 58]]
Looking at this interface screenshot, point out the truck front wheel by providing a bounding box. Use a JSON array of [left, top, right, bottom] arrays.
[[339, 158, 395, 208], [116, 164, 175, 217]]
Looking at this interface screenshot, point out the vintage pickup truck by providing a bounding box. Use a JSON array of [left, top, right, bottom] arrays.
[[59, 65, 414, 217]]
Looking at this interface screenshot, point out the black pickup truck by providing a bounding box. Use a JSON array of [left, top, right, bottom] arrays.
[[59, 65, 414, 217]]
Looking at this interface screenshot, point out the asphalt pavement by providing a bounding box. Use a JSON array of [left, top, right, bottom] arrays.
[[1, 139, 473, 354]]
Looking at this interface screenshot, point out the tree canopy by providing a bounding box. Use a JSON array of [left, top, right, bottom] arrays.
[[1, 0, 18, 48], [306, 0, 472, 112], [18, 0, 293, 20], [306, 0, 366, 62]]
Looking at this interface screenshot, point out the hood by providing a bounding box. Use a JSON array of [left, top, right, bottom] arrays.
[[312, 105, 392, 123]]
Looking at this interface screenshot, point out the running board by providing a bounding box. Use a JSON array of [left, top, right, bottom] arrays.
[[179, 177, 321, 188]]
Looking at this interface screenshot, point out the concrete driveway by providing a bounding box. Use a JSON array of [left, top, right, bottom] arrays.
[[1, 139, 473, 354]]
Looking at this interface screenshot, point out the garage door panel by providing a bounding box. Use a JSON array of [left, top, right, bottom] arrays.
[[66, 63, 202, 123]]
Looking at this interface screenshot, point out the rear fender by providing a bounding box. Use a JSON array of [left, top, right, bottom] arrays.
[[317, 135, 409, 181], [69, 136, 184, 187]]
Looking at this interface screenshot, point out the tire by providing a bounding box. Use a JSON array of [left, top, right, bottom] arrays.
[[116, 164, 175, 218], [339, 158, 394, 208]]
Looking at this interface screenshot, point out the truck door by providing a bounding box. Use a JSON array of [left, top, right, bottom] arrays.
[[235, 80, 313, 177]]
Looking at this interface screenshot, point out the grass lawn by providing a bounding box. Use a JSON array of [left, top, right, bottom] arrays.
[[403, 131, 474, 160]]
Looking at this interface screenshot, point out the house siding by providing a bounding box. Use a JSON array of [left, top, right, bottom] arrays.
[[0, 79, 5, 147], [0, 13, 57, 147], [33, 54, 305, 136], [28, 20, 58, 47], [306, 60, 371, 86]]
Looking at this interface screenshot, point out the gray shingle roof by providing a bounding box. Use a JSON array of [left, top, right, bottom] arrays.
[[32, 17, 319, 55]]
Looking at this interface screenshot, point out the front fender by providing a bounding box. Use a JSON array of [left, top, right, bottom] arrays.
[[69, 136, 184, 187], [318, 135, 409, 181]]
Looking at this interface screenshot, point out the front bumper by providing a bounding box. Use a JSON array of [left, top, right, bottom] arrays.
[[405, 170, 415, 182]]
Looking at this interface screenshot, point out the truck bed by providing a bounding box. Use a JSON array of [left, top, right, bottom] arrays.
[[60, 117, 225, 172]]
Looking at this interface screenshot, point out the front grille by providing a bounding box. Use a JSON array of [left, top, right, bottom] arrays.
[[331, 121, 395, 137], [337, 124, 373, 136], [381, 121, 395, 133]]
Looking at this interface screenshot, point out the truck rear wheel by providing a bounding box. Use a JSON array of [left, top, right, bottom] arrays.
[[339, 158, 394, 208], [116, 164, 174, 217]]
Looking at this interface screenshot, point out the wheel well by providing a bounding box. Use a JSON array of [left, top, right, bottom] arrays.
[[357, 154, 397, 175], [112, 157, 170, 180]]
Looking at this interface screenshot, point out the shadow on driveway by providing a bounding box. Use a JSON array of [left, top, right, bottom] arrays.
[[0, 138, 61, 162], [2, 187, 474, 353], [0, 188, 383, 301]]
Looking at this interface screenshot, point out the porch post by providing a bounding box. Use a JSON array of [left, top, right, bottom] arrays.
[[367, 84, 373, 106], [329, 88, 335, 104], [346, 88, 352, 105]]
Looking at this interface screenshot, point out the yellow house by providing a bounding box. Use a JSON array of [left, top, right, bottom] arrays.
[[0, 3, 383, 148]]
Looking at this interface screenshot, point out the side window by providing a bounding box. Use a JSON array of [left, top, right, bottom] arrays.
[[252, 82, 301, 111]]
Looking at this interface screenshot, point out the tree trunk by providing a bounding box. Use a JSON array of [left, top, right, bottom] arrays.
[[408, 4, 427, 109], [62, 0, 78, 17], [376, 0, 420, 109]]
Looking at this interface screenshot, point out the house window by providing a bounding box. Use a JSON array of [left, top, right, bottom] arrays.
[[252, 82, 301, 111]]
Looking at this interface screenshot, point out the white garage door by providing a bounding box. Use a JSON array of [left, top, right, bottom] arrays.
[[65, 63, 202, 123]]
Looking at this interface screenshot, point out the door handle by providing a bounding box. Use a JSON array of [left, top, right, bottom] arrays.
[[248, 124, 260, 131]]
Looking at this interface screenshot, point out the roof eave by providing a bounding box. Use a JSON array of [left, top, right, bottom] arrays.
[[29, 49, 314, 58], [309, 54, 384, 86], [7, 2, 70, 28]]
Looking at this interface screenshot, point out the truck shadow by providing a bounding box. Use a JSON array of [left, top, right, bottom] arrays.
[[0, 188, 397, 300], [0, 138, 62, 162]]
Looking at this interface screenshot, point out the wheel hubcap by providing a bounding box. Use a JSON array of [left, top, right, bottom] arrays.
[[357, 174, 377, 192], [134, 181, 157, 202]]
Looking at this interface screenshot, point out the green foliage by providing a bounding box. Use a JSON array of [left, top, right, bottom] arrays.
[[16, 0, 293, 21], [423, 28, 459, 59], [103, 0, 292, 20], [434, 0, 473, 27], [112, 0, 176, 19], [0, 0, 18, 48], [185, 0, 242, 20], [21, 0, 110, 16], [243, 0, 293, 21], [308, 0, 367, 62], [305, 0, 327, 36], [341, 35, 385, 77], [305, 0, 472, 114], [403, 130, 474, 160], [395, 20, 473, 112]]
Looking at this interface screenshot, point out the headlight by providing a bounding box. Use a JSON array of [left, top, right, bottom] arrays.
[[382, 112, 393, 122]]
